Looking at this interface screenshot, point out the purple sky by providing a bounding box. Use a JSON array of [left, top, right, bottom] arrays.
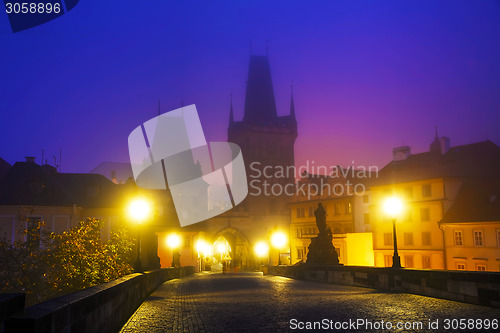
[[1, 1, 500, 173]]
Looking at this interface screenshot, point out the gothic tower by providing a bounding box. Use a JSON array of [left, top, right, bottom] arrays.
[[228, 55, 298, 214]]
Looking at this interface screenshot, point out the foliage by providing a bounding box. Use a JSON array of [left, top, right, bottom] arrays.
[[0, 218, 134, 306]]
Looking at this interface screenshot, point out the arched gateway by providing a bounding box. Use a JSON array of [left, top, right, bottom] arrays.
[[212, 227, 252, 270]]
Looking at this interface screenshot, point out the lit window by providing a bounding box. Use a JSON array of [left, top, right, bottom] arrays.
[[384, 233, 393, 246], [422, 184, 431, 197], [422, 232, 431, 246], [345, 202, 352, 214], [420, 207, 430, 221], [296, 208, 305, 218], [405, 255, 414, 268], [363, 213, 370, 225], [454, 231, 463, 246], [297, 248, 303, 259], [476, 264, 486, 271], [422, 255, 431, 269], [456, 263, 466, 270], [473, 230, 484, 247], [404, 232, 414, 246], [296, 228, 301, 238]]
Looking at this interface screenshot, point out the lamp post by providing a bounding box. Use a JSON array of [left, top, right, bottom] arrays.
[[196, 239, 211, 272], [254, 241, 269, 266], [383, 197, 403, 269], [167, 233, 181, 267], [127, 198, 151, 273], [215, 238, 229, 272], [271, 231, 287, 266]]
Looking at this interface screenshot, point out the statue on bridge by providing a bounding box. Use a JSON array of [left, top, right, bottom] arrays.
[[306, 203, 340, 265]]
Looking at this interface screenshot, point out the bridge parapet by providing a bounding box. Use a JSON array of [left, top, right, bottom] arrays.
[[3, 267, 195, 333], [268, 265, 500, 308]]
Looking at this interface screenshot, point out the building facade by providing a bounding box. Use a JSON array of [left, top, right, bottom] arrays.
[[369, 135, 500, 270], [439, 180, 500, 272]]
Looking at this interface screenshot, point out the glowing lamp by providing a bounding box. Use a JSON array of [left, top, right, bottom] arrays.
[[383, 197, 403, 217], [166, 233, 181, 249], [254, 241, 269, 258], [127, 199, 151, 223], [271, 231, 287, 250]]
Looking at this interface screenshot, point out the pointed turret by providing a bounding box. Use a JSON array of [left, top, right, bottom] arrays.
[[243, 55, 278, 124], [430, 127, 440, 153]]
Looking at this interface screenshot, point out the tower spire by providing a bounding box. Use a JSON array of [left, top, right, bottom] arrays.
[[430, 126, 441, 153], [243, 55, 277, 124], [229, 92, 234, 127], [290, 82, 296, 121]]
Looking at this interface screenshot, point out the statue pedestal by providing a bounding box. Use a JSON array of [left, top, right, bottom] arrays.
[[306, 232, 340, 265]]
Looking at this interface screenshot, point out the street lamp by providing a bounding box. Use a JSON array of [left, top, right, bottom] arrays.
[[383, 197, 403, 269], [196, 239, 211, 272], [167, 233, 181, 267], [271, 231, 287, 265], [127, 198, 151, 272], [254, 241, 269, 266]]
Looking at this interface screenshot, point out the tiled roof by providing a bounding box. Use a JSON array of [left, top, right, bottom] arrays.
[[375, 140, 500, 184], [0, 162, 124, 208], [440, 179, 500, 223]]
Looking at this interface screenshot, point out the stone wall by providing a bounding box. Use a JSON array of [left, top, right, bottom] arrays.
[[268, 265, 500, 308], [4, 267, 195, 333]]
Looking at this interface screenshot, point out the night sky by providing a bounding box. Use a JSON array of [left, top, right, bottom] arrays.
[[1, 1, 500, 174]]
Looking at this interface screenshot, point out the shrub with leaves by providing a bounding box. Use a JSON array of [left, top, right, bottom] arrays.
[[0, 217, 135, 306]]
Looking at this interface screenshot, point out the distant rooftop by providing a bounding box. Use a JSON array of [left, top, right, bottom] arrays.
[[440, 179, 500, 223], [377, 140, 500, 184], [0, 160, 125, 208]]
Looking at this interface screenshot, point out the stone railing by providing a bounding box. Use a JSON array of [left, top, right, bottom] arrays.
[[268, 265, 500, 308], [3, 267, 195, 333]]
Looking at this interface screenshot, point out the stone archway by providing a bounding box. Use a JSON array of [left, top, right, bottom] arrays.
[[212, 227, 252, 270]]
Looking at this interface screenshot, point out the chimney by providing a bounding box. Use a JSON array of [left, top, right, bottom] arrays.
[[440, 137, 450, 154], [25, 156, 36, 163], [111, 170, 118, 184], [392, 146, 411, 161]]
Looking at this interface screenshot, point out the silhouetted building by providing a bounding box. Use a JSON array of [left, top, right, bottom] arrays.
[[0, 156, 11, 183], [0, 157, 164, 270]]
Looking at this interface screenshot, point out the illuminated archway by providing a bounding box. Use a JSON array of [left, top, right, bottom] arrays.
[[212, 227, 252, 270]]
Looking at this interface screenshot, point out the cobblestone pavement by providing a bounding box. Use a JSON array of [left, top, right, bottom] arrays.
[[120, 272, 500, 332]]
